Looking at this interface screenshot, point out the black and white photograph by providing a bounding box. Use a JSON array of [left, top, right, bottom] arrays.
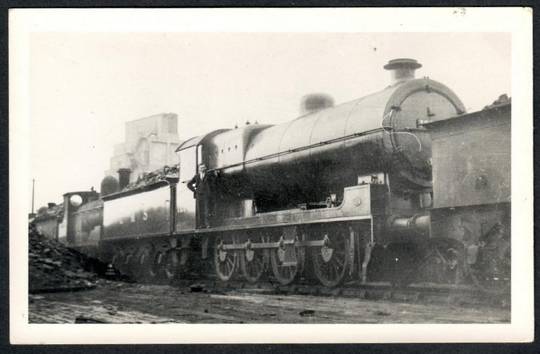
[[9, 8, 533, 344]]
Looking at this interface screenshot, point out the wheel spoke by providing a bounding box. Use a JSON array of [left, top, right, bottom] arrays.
[[329, 262, 336, 278], [334, 257, 345, 269], [226, 256, 234, 269], [256, 262, 263, 274]]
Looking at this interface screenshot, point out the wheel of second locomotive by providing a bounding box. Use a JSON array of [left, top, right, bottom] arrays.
[[469, 238, 510, 293], [122, 245, 138, 278], [113, 246, 135, 277], [213, 235, 238, 282], [152, 247, 167, 282], [312, 227, 351, 287], [269, 233, 305, 286], [163, 247, 190, 281], [110, 247, 126, 275], [163, 249, 179, 281], [418, 238, 465, 285], [239, 234, 269, 283], [134, 243, 155, 282]]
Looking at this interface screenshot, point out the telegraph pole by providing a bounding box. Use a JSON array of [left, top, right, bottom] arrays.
[[31, 178, 35, 214]]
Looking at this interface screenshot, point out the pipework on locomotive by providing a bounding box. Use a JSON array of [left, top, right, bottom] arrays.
[[32, 58, 511, 290]]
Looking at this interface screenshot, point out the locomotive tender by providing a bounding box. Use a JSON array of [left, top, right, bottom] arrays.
[[33, 58, 511, 289]]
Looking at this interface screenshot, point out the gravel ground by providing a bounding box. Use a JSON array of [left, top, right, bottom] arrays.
[[28, 280, 510, 324]]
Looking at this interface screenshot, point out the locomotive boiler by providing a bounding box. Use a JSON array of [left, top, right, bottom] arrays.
[[192, 58, 465, 217]]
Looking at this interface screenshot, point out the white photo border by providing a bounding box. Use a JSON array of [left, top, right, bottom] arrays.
[[9, 7, 533, 344]]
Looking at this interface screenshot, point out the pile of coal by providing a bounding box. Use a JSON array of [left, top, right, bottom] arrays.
[[29, 223, 97, 293], [122, 165, 179, 192]]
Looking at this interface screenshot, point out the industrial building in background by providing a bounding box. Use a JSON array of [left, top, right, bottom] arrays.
[[105, 113, 180, 183]]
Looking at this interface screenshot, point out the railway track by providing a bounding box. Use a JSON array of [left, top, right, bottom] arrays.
[[164, 276, 510, 309], [101, 250, 510, 309]]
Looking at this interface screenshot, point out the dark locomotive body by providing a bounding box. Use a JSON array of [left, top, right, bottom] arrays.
[[32, 59, 511, 289], [32, 203, 64, 241], [425, 100, 511, 286]]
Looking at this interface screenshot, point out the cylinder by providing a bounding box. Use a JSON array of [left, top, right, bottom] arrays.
[[388, 214, 431, 232]]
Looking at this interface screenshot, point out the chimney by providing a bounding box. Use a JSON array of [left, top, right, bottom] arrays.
[[300, 93, 334, 115], [117, 168, 131, 190], [383, 58, 422, 85]]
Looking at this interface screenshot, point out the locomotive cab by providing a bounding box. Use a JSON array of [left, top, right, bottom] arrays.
[[175, 129, 232, 230]]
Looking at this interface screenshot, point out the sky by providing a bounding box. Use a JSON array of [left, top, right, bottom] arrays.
[[28, 32, 511, 209]]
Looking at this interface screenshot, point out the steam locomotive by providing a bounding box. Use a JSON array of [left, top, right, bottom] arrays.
[[32, 58, 511, 289]]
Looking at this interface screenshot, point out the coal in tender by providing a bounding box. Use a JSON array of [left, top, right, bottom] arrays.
[[28, 222, 99, 293]]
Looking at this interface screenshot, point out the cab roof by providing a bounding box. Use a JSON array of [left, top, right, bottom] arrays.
[[176, 129, 230, 152]]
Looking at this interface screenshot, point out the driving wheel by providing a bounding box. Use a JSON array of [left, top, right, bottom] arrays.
[[270, 235, 304, 285], [214, 236, 238, 282], [240, 234, 269, 283], [312, 230, 350, 287]]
